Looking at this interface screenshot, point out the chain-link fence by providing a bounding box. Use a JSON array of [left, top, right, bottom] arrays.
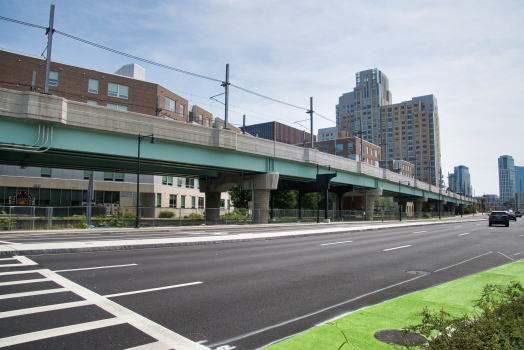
[[0, 206, 458, 231]]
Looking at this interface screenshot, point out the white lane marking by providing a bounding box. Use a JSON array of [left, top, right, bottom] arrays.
[[514, 253, 522, 256], [37, 266, 208, 349], [412, 231, 427, 233], [498, 252, 514, 261], [476, 224, 480, 226], [0, 278, 48, 287], [0, 241, 19, 244], [105, 281, 203, 298], [125, 341, 177, 350], [13, 256, 39, 265], [434, 252, 493, 272], [54, 264, 138, 273], [382, 245, 411, 252], [0, 288, 68, 300], [320, 241, 353, 246], [208, 274, 427, 349], [458, 233, 470, 236], [0, 270, 43, 277], [0, 318, 124, 348], [0, 300, 93, 319], [454, 226, 462, 228]]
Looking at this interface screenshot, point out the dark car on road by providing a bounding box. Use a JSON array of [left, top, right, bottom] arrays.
[[515, 211, 523, 218], [507, 211, 517, 221], [489, 211, 510, 227]]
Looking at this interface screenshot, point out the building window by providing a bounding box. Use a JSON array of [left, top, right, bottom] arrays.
[[186, 178, 195, 188], [49, 71, 58, 86], [180, 195, 186, 208], [114, 173, 124, 182], [169, 194, 176, 208], [41, 168, 51, 178], [157, 193, 161, 207], [199, 114, 204, 124], [103, 172, 114, 181], [108, 83, 129, 99], [88, 79, 99, 93], [107, 104, 128, 111], [180, 104, 185, 116], [206, 118, 210, 127], [220, 199, 225, 209], [228, 199, 231, 209], [198, 197, 204, 209], [177, 178, 182, 187], [191, 196, 196, 209], [323, 145, 328, 153], [87, 100, 97, 105], [162, 176, 173, 186], [83, 170, 92, 180], [165, 97, 175, 111]]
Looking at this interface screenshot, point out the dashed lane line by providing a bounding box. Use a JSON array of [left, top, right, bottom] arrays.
[[319, 241, 353, 246], [382, 245, 411, 252], [458, 233, 470, 236], [413, 231, 427, 233]]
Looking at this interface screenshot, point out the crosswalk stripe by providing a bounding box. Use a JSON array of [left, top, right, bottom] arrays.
[[0, 278, 48, 287], [0, 287, 68, 300], [125, 341, 173, 350], [0, 300, 93, 319], [0, 317, 124, 348]]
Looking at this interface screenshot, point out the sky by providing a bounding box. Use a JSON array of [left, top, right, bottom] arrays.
[[1, 0, 523, 196]]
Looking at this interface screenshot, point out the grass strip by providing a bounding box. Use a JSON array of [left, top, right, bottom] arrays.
[[264, 259, 524, 350]]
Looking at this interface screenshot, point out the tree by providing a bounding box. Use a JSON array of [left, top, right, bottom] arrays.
[[300, 192, 333, 210], [374, 196, 391, 209], [273, 190, 298, 209], [228, 186, 251, 209]]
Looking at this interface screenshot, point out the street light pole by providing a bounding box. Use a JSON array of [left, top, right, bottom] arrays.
[[135, 133, 155, 228]]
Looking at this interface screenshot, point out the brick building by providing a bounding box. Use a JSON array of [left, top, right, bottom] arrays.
[[301, 137, 382, 167], [379, 160, 415, 178], [242, 121, 315, 145]]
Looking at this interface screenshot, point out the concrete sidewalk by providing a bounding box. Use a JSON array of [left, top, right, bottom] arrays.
[[0, 215, 486, 256]]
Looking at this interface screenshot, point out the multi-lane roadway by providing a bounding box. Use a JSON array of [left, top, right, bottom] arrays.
[[0, 216, 522, 349]]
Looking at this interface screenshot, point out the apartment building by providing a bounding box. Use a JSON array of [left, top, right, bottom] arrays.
[[379, 160, 415, 178], [336, 68, 441, 185], [0, 49, 235, 213], [449, 165, 471, 196], [301, 137, 382, 166]]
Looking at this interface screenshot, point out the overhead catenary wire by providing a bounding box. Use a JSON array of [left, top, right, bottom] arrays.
[[0, 15, 336, 125]]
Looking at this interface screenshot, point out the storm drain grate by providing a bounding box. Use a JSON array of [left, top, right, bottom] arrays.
[[374, 329, 426, 346]]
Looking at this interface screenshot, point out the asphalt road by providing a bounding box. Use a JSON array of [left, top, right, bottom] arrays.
[[0, 217, 522, 349]]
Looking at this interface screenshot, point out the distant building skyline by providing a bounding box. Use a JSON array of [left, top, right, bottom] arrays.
[[498, 155, 515, 204], [449, 165, 471, 196]]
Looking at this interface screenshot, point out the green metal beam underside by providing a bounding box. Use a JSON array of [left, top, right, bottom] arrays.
[[0, 118, 471, 204]]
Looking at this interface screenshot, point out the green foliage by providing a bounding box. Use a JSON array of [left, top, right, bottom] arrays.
[[328, 323, 358, 350], [222, 210, 247, 220], [273, 190, 298, 209], [75, 214, 88, 229], [228, 185, 251, 209], [123, 212, 136, 219], [400, 281, 524, 349], [423, 213, 431, 219], [158, 211, 175, 218], [301, 192, 333, 210], [0, 211, 16, 230], [187, 212, 203, 220], [375, 196, 392, 210]]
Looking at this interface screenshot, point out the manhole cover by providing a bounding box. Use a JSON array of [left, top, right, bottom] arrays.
[[10, 265, 44, 271], [405, 270, 431, 276], [374, 329, 426, 346]]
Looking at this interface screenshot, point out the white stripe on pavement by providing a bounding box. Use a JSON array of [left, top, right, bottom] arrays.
[[320, 241, 353, 246], [0, 288, 69, 300], [0, 278, 48, 287], [382, 245, 411, 251], [0, 270, 44, 277], [125, 341, 174, 350], [14, 256, 39, 265], [105, 282, 203, 298], [0, 300, 93, 319], [498, 252, 514, 261], [434, 252, 493, 272], [0, 318, 124, 348], [54, 264, 138, 273], [458, 233, 470, 236], [413, 231, 426, 233]]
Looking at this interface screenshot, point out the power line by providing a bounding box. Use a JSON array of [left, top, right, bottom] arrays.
[[0, 15, 337, 125]]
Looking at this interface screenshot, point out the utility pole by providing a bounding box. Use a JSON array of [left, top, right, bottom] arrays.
[[242, 114, 245, 134], [44, 4, 55, 94], [307, 97, 314, 149], [221, 64, 230, 129]]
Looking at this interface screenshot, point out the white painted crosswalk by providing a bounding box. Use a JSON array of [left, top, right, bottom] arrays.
[[0, 256, 207, 349]]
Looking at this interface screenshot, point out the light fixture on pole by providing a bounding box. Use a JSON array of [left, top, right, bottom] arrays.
[[135, 133, 155, 228]]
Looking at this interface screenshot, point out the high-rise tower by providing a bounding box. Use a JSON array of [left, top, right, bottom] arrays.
[[498, 155, 515, 204]]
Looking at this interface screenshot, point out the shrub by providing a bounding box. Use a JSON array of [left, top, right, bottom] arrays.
[[158, 211, 175, 218], [400, 281, 524, 349], [187, 212, 203, 220], [0, 211, 16, 230], [74, 214, 88, 229]]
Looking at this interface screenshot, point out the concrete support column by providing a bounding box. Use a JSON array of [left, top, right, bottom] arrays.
[[242, 171, 279, 225], [205, 191, 222, 222], [415, 201, 423, 217], [365, 195, 375, 221], [253, 189, 271, 224], [449, 203, 457, 216]]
